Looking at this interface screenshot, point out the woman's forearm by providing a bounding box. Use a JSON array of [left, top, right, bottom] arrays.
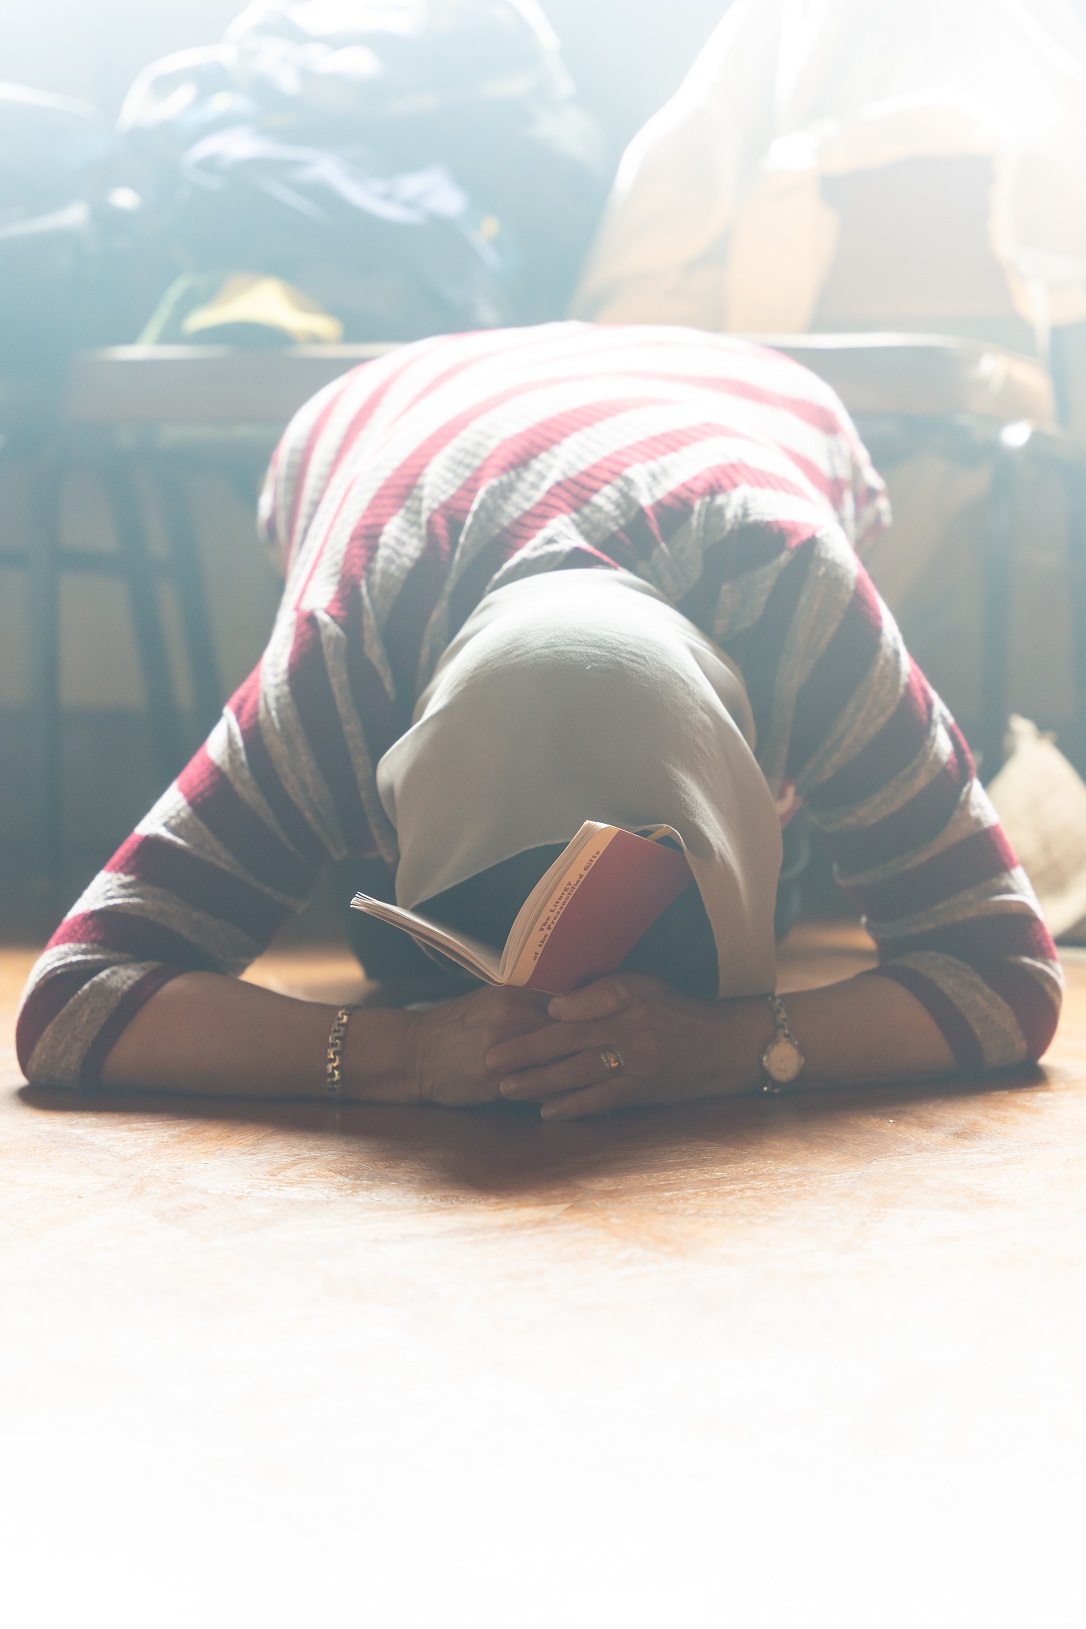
[[99, 972, 413, 1101], [773, 973, 957, 1087], [96, 971, 554, 1106]]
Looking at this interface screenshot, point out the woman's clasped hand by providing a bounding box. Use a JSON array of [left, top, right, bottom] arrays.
[[480, 975, 770, 1120], [407, 984, 551, 1108]]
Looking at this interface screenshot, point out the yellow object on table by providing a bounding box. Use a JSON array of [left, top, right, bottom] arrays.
[[181, 274, 344, 345]]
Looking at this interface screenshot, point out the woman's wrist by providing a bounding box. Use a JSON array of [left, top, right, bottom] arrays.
[[710, 996, 778, 1095], [341, 1005, 420, 1103], [758, 973, 955, 1087]]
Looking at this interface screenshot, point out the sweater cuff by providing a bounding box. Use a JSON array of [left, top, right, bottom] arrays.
[[863, 963, 985, 1072], [77, 965, 188, 1090]]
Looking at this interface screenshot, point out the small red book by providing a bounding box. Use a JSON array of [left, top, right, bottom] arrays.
[[350, 822, 693, 995]]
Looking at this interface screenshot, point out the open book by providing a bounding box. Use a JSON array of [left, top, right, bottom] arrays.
[[350, 822, 693, 995]]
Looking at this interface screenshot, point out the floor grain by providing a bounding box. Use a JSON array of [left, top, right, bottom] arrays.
[[3, 926, 1084, 1627]]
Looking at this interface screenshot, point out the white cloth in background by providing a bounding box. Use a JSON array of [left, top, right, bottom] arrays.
[[573, 0, 1086, 335], [375, 570, 782, 1000]]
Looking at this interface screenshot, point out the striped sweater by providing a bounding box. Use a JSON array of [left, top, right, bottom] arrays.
[[17, 322, 1061, 1086]]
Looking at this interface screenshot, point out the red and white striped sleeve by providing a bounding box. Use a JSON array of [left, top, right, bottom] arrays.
[[15, 595, 401, 1089], [702, 516, 1062, 1068]]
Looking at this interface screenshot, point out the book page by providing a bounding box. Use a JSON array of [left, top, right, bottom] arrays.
[[348, 897, 505, 982]]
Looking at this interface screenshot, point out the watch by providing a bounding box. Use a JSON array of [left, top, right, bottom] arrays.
[[761, 993, 805, 1093]]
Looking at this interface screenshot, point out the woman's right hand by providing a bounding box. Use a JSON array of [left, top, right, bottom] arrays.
[[408, 985, 553, 1107]]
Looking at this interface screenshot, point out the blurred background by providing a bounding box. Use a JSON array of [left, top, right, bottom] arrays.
[[0, 0, 731, 913], [2, 0, 1086, 937], [0, 0, 728, 143]]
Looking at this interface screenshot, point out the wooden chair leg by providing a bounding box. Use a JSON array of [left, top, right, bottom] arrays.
[[102, 460, 188, 784], [1064, 459, 1086, 776], [27, 446, 62, 884], [978, 441, 1018, 780], [152, 460, 223, 741]]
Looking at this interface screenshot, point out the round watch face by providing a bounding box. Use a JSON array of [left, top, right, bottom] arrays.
[[763, 1034, 804, 1084]]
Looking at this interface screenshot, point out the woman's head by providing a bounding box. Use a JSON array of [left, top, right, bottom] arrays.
[[375, 569, 783, 1001]]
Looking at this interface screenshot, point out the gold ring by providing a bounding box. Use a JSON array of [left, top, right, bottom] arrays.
[[599, 1048, 624, 1074]]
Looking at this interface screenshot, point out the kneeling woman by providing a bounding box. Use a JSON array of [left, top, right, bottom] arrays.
[[17, 324, 1061, 1117]]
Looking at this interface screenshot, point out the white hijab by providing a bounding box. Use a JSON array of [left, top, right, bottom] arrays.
[[376, 570, 781, 1000]]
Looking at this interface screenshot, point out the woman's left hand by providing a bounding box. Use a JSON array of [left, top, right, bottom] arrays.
[[486, 974, 771, 1120]]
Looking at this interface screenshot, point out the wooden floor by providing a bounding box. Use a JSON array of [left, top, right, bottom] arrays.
[[4, 923, 1086, 1627]]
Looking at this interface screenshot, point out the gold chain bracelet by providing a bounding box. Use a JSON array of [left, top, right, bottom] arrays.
[[325, 1005, 356, 1099]]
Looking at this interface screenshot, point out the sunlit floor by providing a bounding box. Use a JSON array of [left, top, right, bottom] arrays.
[[4, 922, 1086, 1627]]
